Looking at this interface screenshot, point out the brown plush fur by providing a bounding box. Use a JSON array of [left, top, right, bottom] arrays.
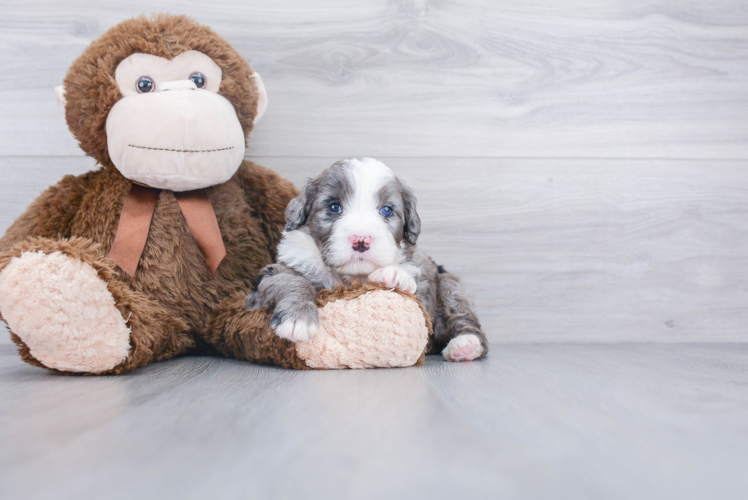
[[205, 292, 311, 370]]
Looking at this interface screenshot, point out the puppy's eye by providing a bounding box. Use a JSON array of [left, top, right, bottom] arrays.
[[189, 72, 206, 89], [380, 206, 393, 217], [136, 76, 154, 93], [329, 203, 342, 214]]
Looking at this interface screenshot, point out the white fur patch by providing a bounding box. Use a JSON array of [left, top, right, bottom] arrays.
[[274, 317, 319, 343], [277, 229, 340, 290], [0, 251, 131, 373], [368, 265, 418, 294], [347, 158, 395, 210], [442, 334, 484, 362]]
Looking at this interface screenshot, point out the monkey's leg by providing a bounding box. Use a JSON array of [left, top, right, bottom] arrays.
[[205, 291, 309, 369], [0, 237, 192, 375], [432, 272, 488, 362]]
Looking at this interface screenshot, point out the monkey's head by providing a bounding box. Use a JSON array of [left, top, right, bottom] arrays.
[[56, 14, 267, 191]]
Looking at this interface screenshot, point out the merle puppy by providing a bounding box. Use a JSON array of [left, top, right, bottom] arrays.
[[247, 157, 487, 361]]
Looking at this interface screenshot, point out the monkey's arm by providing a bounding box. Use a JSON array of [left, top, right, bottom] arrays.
[[233, 160, 298, 261], [0, 173, 89, 253]]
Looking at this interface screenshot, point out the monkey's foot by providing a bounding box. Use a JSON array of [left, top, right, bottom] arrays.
[[0, 251, 131, 373], [442, 334, 484, 362]]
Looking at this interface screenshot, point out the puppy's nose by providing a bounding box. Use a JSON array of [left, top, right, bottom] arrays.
[[351, 235, 371, 253]]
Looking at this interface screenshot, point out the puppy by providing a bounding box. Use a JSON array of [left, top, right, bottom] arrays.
[[247, 157, 487, 362]]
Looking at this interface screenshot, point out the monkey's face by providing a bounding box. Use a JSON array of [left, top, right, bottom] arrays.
[[57, 16, 267, 183], [103, 50, 257, 191]]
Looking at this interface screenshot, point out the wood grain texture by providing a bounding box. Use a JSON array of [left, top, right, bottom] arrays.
[[0, 0, 747, 158], [1, 343, 746, 499], [1, 156, 747, 345]]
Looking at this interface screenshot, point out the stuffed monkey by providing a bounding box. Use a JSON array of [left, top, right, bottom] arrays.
[[0, 15, 430, 374]]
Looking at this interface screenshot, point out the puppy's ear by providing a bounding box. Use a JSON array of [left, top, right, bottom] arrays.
[[401, 181, 421, 245], [285, 181, 317, 231]]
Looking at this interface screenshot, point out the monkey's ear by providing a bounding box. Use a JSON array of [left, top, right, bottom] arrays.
[[285, 181, 316, 231], [54, 85, 66, 113], [251, 73, 268, 125]]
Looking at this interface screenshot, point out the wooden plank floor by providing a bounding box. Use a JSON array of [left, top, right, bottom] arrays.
[[1, 343, 747, 500]]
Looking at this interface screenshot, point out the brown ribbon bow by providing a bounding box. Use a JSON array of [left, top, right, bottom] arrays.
[[109, 184, 227, 278]]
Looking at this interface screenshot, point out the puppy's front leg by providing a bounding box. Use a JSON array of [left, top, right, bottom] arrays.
[[368, 264, 420, 294], [247, 264, 319, 342]]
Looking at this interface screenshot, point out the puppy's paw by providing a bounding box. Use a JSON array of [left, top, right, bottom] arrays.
[[270, 302, 319, 343], [368, 266, 418, 294], [442, 334, 484, 362], [273, 317, 318, 343]]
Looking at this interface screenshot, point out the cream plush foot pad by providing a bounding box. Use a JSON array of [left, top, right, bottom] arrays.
[[295, 290, 429, 369], [0, 251, 131, 373]]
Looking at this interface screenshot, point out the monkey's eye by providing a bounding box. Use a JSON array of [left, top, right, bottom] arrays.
[[329, 203, 342, 214], [189, 72, 206, 89], [136, 76, 154, 93], [380, 206, 393, 217]]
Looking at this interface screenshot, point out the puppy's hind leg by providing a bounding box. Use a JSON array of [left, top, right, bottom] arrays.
[[434, 272, 488, 362]]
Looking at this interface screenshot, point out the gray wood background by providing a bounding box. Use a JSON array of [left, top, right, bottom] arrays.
[[1, 0, 747, 344]]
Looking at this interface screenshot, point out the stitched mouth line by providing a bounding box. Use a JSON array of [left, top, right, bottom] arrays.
[[128, 144, 235, 153]]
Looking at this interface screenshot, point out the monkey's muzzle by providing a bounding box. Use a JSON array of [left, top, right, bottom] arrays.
[[106, 81, 246, 192]]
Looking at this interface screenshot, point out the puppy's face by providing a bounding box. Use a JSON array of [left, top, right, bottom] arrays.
[[285, 157, 421, 276]]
